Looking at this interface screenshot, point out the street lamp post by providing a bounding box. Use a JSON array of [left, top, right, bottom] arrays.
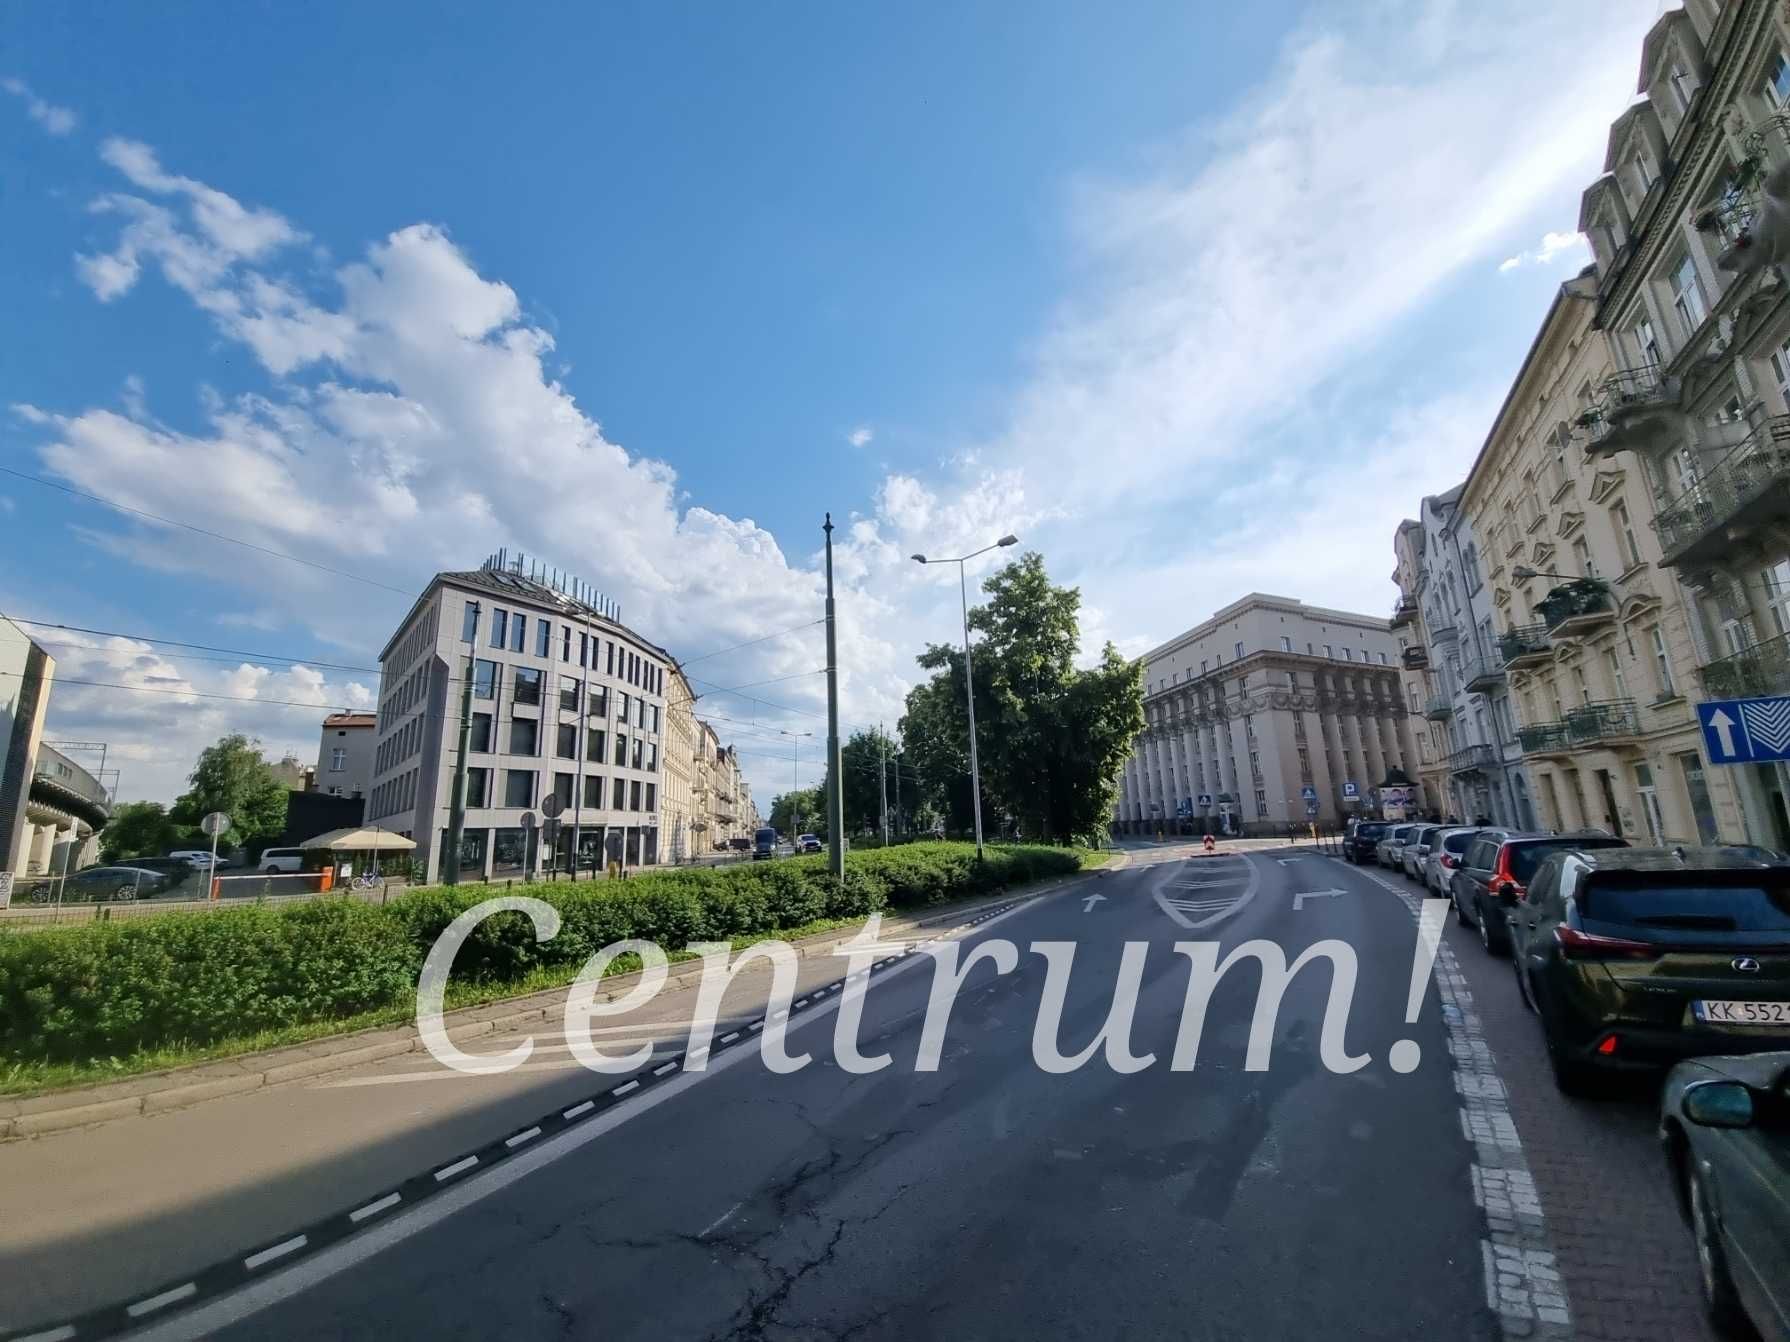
[[780, 729, 813, 851], [910, 534, 1019, 861]]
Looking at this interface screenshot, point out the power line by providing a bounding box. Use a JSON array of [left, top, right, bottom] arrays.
[[0, 466, 419, 598], [17, 622, 384, 676], [0, 668, 366, 713], [677, 619, 825, 669]]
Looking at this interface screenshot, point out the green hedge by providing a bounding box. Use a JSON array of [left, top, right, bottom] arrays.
[[0, 842, 1083, 1065]]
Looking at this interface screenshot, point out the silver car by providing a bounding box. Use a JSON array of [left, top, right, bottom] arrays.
[[1376, 823, 1416, 868], [1421, 827, 1482, 895], [1401, 825, 1440, 881]]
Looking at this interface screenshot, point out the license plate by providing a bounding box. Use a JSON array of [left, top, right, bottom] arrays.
[[1693, 1000, 1790, 1025]]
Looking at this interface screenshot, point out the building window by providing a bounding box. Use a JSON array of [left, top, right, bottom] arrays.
[[329, 747, 346, 772], [1670, 253, 1707, 337], [614, 733, 628, 767], [513, 666, 543, 706], [1634, 316, 1661, 367], [1324, 645, 1333, 659], [636, 699, 647, 729], [1279, 636, 1292, 652], [613, 777, 627, 809], [589, 686, 608, 718], [1378, 651, 1388, 665], [1604, 648, 1629, 700], [473, 659, 498, 700], [509, 716, 539, 756], [1342, 647, 1353, 661], [1200, 659, 1207, 675], [632, 738, 644, 769], [1766, 51, 1790, 108], [490, 609, 508, 648], [466, 767, 490, 809], [651, 704, 661, 733], [1234, 641, 1244, 658], [556, 723, 578, 758], [461, 602, 480, 643], [470, 711, 494, 752], [503, 769, 534, 808], [511, 614, 526, 654], [1631, 145, 1654, 196], [560, 675, 581, 713], [584, 774, 604, 808], [553, 772, 576, 810], [1668, 59, 1695, 113], [645, 782, 657, 812], [1650, 627, 1676, 697], [1612, 501, 1642, 569], [562, 628, 573, 662], [1572, 536, 1596, 580], [587, 728, 606, 763], [630, 780, 642, 811], [646, 742, 658, 771], [536, 620, 552, 658], [606, 641, 616, 675], [618, 691, 630, 722]]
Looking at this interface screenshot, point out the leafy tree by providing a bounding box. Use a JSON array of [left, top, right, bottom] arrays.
[[768, 786, 826, 838], [825, 727, 902, 836], [100, 800, 179, 863], [170, 734, 291, 857], [899, 552, 1142, 845]]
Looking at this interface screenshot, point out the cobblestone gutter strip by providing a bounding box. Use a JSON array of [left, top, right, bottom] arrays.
[[1360, 864, 1573, 1342], [1, 866, 1113, 1140]]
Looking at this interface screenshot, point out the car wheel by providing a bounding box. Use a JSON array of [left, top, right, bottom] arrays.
[[1688, 1164, 1747, 1335], [1476, 897, 1507, 957]]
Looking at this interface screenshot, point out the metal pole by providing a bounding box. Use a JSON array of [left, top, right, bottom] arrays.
[[958, 558, 986, 860], [823, 515, 845, 878], [879, 721, 889, 845], [893, 745, 901, 842], [207, 824, 220, 901], [445, 602, 480, 886], [791, 738, 800, 845]]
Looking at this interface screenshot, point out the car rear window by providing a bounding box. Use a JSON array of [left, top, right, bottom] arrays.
[[1582, 878, 1790, 932], [1355, 823, 1387, 838], [1442, 831, 1477, 854], [1507, 838, 1625, 882]]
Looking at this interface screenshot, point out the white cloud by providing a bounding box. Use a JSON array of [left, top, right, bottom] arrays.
[[1498, 229, 1590, 273], [848, 425, 874, 448], [3, 77, 76, 135]]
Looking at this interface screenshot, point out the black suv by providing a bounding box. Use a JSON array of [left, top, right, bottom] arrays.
[[1450, 829, 1628, 954], [1511, 847, 1790, 1094], [1342, 820, 1389, 864]]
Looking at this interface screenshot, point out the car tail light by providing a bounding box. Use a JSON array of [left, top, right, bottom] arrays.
[[1595, 1033, 1620, 1056], [1554, 926, 1658, 961], [1491, 846, 1527, 902], [1440, 854, 1458, 869]]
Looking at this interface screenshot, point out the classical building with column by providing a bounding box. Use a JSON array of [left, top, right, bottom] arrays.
[[0, 616, 110, 884], [1114, 594, 1425, 834]]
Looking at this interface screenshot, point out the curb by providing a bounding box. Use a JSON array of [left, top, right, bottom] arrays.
[[0, 869, 1097, 1139]]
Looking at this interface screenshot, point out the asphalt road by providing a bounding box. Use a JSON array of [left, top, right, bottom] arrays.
[[39, 842, 1502, 1342]]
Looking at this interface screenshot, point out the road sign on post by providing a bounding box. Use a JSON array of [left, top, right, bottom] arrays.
[[1342, 781, 1358, 799], [1698, 697, 1790, 765], [201, 811, 230, 901], [1300, 785, 1317, 802], [1196, 793, 1212, 809]]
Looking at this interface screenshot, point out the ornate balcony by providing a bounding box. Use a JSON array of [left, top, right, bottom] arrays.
[[1462, 653, 1505, 692], [1498, 623, 1551, 668], [1581, 365, 1684, 458], [1390, 596, 1418, 629], [1447, 743, 1497, 775], [1517, 699, 1641, 756], [1516, 721, 1574, 756], [1653, 417, 1790, 572], [1424, 694, 1454, 721], [1537, 580, 1614, 638], [1701, 630, 1790, 700]]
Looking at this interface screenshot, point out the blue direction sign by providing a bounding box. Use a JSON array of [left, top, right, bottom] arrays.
[[1300, 785, 1318, 802], [1698, 696, 1790, 765]]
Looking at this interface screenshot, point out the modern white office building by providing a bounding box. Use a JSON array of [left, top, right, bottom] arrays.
[[367, 552, 676, 882], [1115, 594, 1425, 833]]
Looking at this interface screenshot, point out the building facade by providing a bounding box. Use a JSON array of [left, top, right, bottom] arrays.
[[367, 555, 674, 882], [662, 667, 699, 863], [1391, 519, 1452, 811], [1567, 0, 1790, 847], [316, 711, 376, 798], [1114, 594, 1424, 833]]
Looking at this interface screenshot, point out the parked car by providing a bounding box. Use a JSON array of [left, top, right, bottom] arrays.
[[1342, 819, 1389, 864], [1377, 823, 1417, 869], [1659, 1051, 1790, 1339], [1422, 827, 1482, 897], [257, 846, 305, 874], [1402, 825, 1441, 881], [1512, 847, 1790, 1095], [31, 865, 174, 903], [752, 827, 778, 860], [1451, 829, 1629, 954], [118, 856, 204, 892], [795, 833, 823, 854]]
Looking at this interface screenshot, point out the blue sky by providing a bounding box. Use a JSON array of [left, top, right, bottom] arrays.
[[0, 1, 1661, 803]]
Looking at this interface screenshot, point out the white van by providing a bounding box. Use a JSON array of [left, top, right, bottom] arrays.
[[258, 847, 305, 874]]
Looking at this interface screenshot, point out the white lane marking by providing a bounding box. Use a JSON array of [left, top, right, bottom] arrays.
[[561, 1101, 595, 1121], [653, 1061, 678, 1076], [433, 1155, 479, 1182], [348, 1192, 401, 1223], [1169, 878, 1243, 889], [698, 1199, 745, 1240], [11, 1326, 76, 1342], [1292, 888, 1345, 911], [244, 1235, 308, 1271], [611, 1079, 640, 1097], [1153, 853, 1260, 930], [316, 1054, 679, 1088], [720, 1031, 740, 1044], [126, 1282, 198, 1318], [1081, 893, 1106, 912], [128, 891, 1055, 1342], [505, 1127, 542, 1148]]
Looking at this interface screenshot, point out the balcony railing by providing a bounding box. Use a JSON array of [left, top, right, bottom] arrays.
[[1424, 695, 1454, 721], [1653, 417, 1790, 570], [1447, 743, 1496, 775], [1462, 653, 1505, 691], [1518, 699, 1641, 755], [1701, 630, 1790, 700], [1537, 580, 1613, 636], [1497, 623, 1551, 667], [1583, 365, 1681, 456], [1401, 645, 1430, 671], [1390, 596, 1418, 629]]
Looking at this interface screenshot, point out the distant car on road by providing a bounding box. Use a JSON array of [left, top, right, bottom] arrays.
[[795, 834, 823, 854], [257, 847, 305, 874], [1451, 829, 1628, 954], [752, 827, 778, 860], [1377, 824, 1417, 869], [1421, 827, 1481, 896], [28, 865, 174, 903], [1658, 1050, 1790, 1339], [1341, 820, 1388, 865], [1512, 847, 1790, 1095], [1402, 825, 1441, 881]]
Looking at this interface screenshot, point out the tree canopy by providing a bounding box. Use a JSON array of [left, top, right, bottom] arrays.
[[898, 552, 1142, 845], [100, 800, 180, 863], [169, 734, 291, 856]]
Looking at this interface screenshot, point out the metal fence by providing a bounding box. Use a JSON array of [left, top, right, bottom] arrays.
[[0, 872, 409, 930]]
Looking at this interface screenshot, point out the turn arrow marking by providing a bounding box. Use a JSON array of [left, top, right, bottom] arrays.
[[1292, 888, 1344, 911]]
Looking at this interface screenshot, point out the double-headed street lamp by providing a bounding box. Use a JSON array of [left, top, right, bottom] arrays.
[[910, 534, 1019, 860]]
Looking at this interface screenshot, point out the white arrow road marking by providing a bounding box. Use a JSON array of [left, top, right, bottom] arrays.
[[1082, 893, 1106, 912], [1708, 707, 1739, 759], [1292, 888, 1345, 911], [1154, 853, 1260, 929], [1169, 878, 1245, 890], [1277, 857, 1303, 865]]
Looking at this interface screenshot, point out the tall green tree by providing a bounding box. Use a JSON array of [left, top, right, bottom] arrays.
[[170, 734, 291, 856], [100, 800, 179, 863], [899, 553, 1142, 845], [768, 786, 826, 837], [825, 727, 902, 836]]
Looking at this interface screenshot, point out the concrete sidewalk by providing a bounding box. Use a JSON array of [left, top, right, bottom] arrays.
[[0, 861, 1120, 1140]]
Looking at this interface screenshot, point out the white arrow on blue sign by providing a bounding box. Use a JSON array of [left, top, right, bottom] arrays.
[[1697, 696, 1790, 765]]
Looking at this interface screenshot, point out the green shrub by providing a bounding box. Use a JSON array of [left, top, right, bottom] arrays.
[[0, 842, 1080, 1065]]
